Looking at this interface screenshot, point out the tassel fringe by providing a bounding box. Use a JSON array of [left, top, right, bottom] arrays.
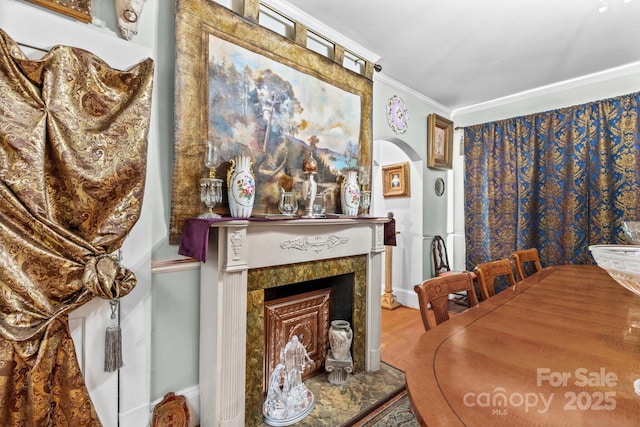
[[105, 299, 123, 372]]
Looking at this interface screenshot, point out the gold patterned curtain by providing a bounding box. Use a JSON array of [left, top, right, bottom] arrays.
[[0, 29, 153, 426], [464, 92, 640, 271]]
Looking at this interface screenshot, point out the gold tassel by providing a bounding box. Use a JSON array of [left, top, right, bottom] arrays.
[[105, 299, 123, 372]]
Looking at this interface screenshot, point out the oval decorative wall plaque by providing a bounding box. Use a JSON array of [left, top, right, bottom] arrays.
[[386, 95, 408, 134]]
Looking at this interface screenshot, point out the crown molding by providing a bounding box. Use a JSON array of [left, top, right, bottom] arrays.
[[374, 72, 452, 115], [453, 60, 640, 117]]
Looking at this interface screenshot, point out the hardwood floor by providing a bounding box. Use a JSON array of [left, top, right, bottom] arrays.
[[380, 306, 423, 372], [380, 301, 468, 372]]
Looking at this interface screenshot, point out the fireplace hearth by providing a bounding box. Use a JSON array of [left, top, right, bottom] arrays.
[[197, 218, 387, 427]]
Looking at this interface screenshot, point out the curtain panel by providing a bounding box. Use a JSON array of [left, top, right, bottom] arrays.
[[0, 29, 154, 426], [464, 92, 640, 270]]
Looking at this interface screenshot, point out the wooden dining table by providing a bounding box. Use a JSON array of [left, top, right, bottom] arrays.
[[405, 265, 640, 426]]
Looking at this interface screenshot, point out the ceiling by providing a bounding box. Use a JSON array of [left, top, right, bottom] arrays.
[[283, 0, 640, 112]]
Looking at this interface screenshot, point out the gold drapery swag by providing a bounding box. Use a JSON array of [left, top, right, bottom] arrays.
[[0, 29, 154, 426]]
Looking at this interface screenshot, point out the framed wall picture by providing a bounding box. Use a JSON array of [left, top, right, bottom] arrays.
[[382, 162, 410, 198], [427, 113, 453, 169], [27, 0, 92, 23], [170, 0, 374, 243]]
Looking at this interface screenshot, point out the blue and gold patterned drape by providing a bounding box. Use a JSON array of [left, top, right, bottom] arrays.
[[464, 92, 640, 269]]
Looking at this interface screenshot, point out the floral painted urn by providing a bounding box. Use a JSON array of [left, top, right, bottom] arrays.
[[227, 154, 255, 218], [340, 169, 360, 216]]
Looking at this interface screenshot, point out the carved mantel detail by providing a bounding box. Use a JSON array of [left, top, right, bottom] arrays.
[[280, 234, 348, 253], [230, 230, 244, 260]]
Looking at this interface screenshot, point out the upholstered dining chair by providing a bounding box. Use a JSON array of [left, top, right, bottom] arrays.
[[413, 272, 479, 331], [474, 259, 517, 300], [431, 235, 477, 306], [511, 248, 543, 281]]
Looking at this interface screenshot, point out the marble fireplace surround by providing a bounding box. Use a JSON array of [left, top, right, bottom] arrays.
[[198, 218, 387, 427]]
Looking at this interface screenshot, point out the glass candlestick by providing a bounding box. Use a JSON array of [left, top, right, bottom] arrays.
[[205, 140, 221, 172], [199, 177, 223, 218], [199, 141, 222, 218]]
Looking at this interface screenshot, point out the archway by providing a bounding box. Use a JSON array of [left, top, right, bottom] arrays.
[[371, 137, 423, 308]]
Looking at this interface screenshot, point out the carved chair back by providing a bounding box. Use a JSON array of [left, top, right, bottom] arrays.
[[474, 259, 517, 300], [511, 248, 543, 281], [413, 272, 479, 331]]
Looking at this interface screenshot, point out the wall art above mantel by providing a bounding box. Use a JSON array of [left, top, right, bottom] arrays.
[[170, 0, 374, 244]]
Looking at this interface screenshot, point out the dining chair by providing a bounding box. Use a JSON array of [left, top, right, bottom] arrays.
[[413, 272, 479, 331], [474, 259, 517, 300], [431, 235, 477, 306], [511, 248, 543, 281]]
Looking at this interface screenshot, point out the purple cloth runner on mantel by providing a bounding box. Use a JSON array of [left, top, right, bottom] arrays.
[[178, 216, 395, 263], [177, 217, 272, 263]]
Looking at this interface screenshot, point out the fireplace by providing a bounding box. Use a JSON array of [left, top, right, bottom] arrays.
[[264, 287, 333, 388], [263, 273, 355, 391], [198, 218, 386, 427]]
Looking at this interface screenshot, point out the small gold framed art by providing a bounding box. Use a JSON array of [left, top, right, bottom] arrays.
[[382, 162, 410, 198], [427, 113, 453, 169]]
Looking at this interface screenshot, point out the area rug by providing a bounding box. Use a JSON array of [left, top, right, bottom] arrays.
[[350, 390, 418, 427]]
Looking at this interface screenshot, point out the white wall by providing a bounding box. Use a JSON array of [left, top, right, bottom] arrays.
[[371, 140, 423, 306], [372, 76, 453, 308]]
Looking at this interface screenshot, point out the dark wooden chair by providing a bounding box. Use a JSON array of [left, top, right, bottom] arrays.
[[474, 259, 517, 300], [511, 248, 543, 281], [414, 272, 479, 331], [431, 235, 476, 306]]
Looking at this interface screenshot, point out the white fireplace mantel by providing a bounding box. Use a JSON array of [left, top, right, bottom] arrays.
[[198, 217, 387, 427]]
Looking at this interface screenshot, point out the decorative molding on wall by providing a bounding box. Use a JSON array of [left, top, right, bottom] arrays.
[[151, 258, 200, 274], [453, 60, 640, 117], [280, 234, 349, 253], [374, 72, 451, 116]]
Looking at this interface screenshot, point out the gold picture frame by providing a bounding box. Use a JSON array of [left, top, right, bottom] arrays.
[[427, 113, 453, 169], [27, 0, 92, 23], [382, 162, 410, 198], [169, 0, 374, 244]]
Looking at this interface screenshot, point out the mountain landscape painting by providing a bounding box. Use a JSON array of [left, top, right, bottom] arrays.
[[207, 33, 362, 213]]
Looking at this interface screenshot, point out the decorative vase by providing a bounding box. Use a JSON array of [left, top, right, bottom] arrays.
[[340, 170, 360, 216], [328, 320, 352, 361], [227, 154, 255, 218]]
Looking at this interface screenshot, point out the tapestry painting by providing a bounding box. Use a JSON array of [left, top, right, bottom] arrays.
[[170, 0, 374, 243], [207, 34, 361, 213]]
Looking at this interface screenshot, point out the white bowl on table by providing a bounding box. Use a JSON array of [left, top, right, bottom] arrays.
[[588, 244, 640, 296], [588, 243, 640, 397]]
